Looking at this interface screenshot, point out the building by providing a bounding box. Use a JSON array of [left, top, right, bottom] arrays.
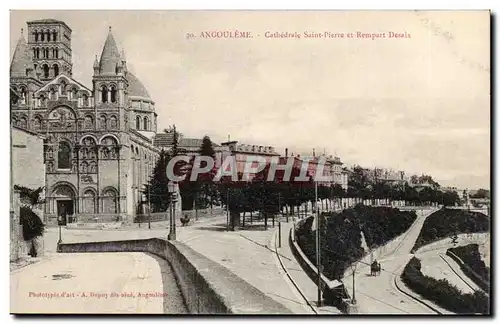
[[10, 19, 161, 224], [153, 132, 230, 169], [279, 149, 348, 190], [220, 140, 280, 179]]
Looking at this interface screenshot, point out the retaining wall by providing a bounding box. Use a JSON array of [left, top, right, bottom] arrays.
[[289, 218, 350, 313], [58, 238, 291, 314]]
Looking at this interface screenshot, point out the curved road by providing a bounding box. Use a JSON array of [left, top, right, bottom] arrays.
[[343, 208, 439, 314], [10, 252, 187, 314]]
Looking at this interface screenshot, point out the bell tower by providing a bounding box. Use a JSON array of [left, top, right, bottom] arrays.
[[26, 19, 73, 82]]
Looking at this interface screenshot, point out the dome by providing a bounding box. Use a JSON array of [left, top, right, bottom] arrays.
[[127, 72, 151, 99]]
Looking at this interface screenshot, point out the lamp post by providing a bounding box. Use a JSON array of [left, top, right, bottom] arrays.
[[167, 182, 177, 240], [57, 215, 63, 251]]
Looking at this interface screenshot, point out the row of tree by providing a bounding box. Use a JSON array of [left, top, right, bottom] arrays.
[[144, 127, 460, 229]]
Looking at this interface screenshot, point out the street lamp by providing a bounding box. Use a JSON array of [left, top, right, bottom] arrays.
[[57, 215, 63, 251], [167, 182, 177, 240]]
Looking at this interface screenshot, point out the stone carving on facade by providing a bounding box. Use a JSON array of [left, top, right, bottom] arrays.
[[101, 147, 110, 159], [45, 146, 54, 160], [89, 161, 97, 173], [48, 107, 76, 131], [71, 159, 78, 173], [81, 161, 88, 173], [84, 116, 93, 129], [81, 175, 94, 184], [46, 161, 54, 173]]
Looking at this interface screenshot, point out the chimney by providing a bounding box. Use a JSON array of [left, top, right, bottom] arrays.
[[285, 148, 288, 157]]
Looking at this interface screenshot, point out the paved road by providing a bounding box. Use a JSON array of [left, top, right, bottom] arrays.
[[10, 252, 187, 314], [343, 208, 439, 314]]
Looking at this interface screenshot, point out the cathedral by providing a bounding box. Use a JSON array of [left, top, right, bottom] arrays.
[[10, 19, 160, 224]]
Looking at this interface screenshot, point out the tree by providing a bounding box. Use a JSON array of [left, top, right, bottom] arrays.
[[470, 189, 490, 199], [146, 149, 171, 212]]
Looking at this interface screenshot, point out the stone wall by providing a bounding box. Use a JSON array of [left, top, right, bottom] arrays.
[[58, 238, 292, 314]]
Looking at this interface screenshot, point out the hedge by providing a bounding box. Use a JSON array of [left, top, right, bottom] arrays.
[[401, 257, 489, 314], [412, 208, 489, 253], [296, 205, 417, 280]]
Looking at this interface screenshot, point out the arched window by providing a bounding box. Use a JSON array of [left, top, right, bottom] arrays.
[[34, 31, 39, 42], [52, 31, 57, 41], [136, 116, 141, 130], [33, 48, 36, 58], [101, 85, 108, 103], [53, 64, 59, 77], [42, 64, 49, 78], [110, 86, 117, 103], [46, 31, 50, 42], [58, 141, 71, 169], [40, 32, 44, 42], [71, 87, 77, 100], [55, 48, 59, 58], [36, 48, 40, 59], [143, 116, 149, 130], [42, 48, 46, 58]]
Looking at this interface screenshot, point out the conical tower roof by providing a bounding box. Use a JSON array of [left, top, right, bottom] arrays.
[[99, 27, 121, 75], [10, 30, 33, 77]]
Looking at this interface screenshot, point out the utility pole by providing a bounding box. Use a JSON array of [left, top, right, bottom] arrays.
[[315, 180, 322, 307]]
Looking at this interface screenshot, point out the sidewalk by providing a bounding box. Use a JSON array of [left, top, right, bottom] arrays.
[[275, 221, 342, 315], [176, 217, 313, 314]]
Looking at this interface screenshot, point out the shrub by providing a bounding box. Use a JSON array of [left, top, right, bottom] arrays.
[[297, 206, 416, 280], [401, 257, 490, 314], [19, 206, 45, 241], [412, 208, 489, 252]]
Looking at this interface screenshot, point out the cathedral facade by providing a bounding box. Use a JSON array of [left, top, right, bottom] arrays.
[[10, 19, 160, 224]]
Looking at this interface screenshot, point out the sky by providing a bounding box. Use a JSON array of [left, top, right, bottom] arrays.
[[9, 10, 490, 189]]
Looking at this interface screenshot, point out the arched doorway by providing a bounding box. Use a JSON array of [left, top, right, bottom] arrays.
[[52, 184, 76, 224], [102, 188, 118, 214]]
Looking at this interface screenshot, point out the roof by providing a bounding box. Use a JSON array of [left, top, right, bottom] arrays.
[[127, 72, 151, 99], [10, 34, 33, 77], [153, 133, 221, 149], [180, 138, 203, 148], [153, 133, 174, 147], [99, 29, 122, 75], [27, 19, 72, 31]]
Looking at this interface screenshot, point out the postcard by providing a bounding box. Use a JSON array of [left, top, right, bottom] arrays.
[[9, 10, 490, 315]]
